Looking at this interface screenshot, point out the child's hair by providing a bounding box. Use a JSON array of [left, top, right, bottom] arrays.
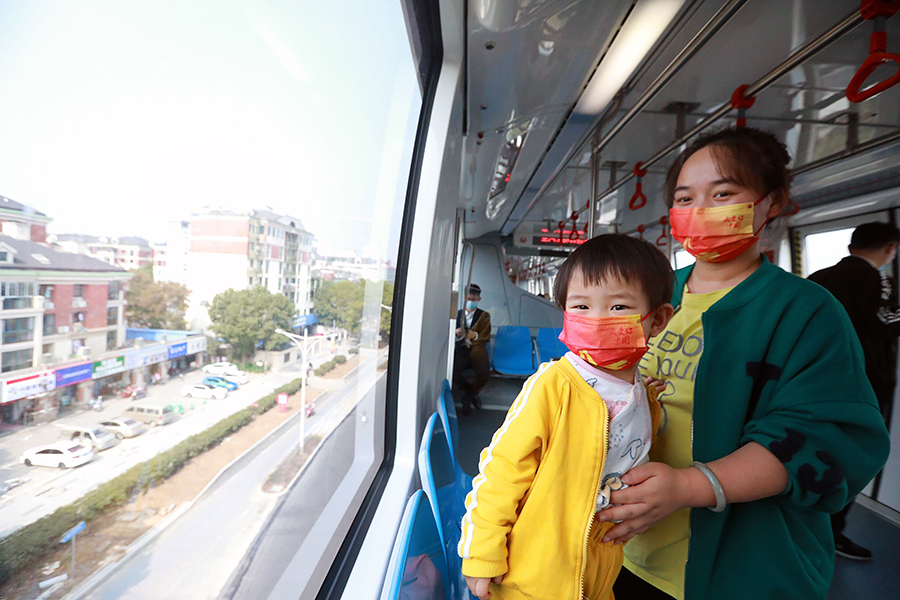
[[553, 233, 674, 310], [664, 126, 791, 209]]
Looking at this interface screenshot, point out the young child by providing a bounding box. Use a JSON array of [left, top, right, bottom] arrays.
[[458, 234, 674, 600]]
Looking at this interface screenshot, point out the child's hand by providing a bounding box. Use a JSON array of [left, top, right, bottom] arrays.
[[644, 376, 665, 396], [465, 575, 503, 600]]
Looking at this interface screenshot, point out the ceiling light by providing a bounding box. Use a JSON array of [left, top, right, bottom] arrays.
[[574, 0, 685, 115]]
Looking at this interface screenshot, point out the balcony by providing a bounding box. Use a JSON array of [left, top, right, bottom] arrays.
[[72, 323, 85, 332]]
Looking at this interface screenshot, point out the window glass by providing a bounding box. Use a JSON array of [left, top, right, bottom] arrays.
[[0, 0, 420, 596], [804, 228, 853, 276]]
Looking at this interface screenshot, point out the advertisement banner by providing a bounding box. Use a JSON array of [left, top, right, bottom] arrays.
[[55, 363, 94, 388], [125, 346, 169, 369], [168, 342, 187, 359], [93, 356, 126, 379], [186, 336, 207, 355], [2, 371, 56, 404]]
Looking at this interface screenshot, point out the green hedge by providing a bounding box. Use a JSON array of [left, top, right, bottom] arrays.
[[348, 347, 359, 355], [0, 378, 301, 585], [333, 355, 347, 365]]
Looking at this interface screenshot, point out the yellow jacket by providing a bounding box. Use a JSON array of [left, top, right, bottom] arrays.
[[458, 359, 660, 600]]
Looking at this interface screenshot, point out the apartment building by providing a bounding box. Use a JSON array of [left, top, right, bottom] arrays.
[[164, 208, 315, 331], [0, 194, 50, 243]]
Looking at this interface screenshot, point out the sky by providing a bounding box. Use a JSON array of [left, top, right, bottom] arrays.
[[0, 0, 420, 259]]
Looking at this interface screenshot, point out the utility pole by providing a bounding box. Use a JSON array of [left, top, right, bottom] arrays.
[[274, 328, 320, 448]]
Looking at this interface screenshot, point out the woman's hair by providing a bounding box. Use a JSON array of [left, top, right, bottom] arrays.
[[664, 127, 792, 208], [553, 233, 674, 310]]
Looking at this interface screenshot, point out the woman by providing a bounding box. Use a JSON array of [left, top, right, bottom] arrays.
[[599, 127, 890, 600]]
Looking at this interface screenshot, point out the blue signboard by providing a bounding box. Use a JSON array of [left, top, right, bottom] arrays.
[[293, 313, 318, 328], [55, 363, 93, 388], [167, 342, 187, 359], [60, 521, 85, 543]]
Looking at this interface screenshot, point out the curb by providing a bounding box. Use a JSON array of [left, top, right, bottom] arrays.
[[61, 381, 327, 600]]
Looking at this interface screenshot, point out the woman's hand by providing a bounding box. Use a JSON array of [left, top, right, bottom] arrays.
[[465, 575, 503, 600], [596, 462, 710, 544]]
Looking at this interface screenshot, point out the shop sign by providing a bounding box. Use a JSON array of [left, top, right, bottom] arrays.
[[93, 356, 126, 379], [2, 371, 56, 404], [168, 342, 188, 359], [55, 363, 93, 388], [125, 346, 168, 369], [186, 336, 207, 355]]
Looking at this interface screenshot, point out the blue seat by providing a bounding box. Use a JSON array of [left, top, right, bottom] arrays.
[[383, 489, 451, 600], [419, 412, 475, 600], [438, 380, 460, 466], [492, 326, 537, 376], [535, 327, 567, 363]]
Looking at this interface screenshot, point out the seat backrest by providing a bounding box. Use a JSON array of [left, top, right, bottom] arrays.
[[535, 327, 567, 363], [437, 380, 459, 466], [419, 413, 473, 600], [382, 490, 450, 600], [492, 325, 537, 376]]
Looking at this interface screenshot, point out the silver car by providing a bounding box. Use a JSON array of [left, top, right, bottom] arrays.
[[99, 417, 146, 440]]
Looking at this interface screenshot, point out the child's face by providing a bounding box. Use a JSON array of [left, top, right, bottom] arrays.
[[564, 270, 655, 339]]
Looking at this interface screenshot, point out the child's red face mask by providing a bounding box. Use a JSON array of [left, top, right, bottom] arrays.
[[558, 312, 651, 371]]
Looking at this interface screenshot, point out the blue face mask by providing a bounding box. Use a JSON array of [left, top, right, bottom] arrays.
[[466, 300, 479, 310]]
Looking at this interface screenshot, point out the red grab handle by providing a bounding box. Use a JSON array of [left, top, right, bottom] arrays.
[[637, 224, 646, 240], [629, 162, 648, 210], [730, 84, 756, 128], [846, 48, 900, 102], [656, 229, 668, 247], [847, 2, 900, 102]]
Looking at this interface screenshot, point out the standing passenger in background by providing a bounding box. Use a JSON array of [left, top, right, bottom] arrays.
[[808, 221, 900, 561], [454, 284, 491, 415], [600, 127, 890, 600]]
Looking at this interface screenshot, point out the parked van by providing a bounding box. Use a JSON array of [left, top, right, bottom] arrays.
[[57, 424, 119, 451], [122, 402, 176, 427]]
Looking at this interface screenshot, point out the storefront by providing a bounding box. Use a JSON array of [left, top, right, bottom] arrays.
[[54, 362, 94, 414], [1, 371, 57, 424]]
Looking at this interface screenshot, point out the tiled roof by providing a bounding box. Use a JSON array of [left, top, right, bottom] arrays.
[[0, 235, 127, 273]]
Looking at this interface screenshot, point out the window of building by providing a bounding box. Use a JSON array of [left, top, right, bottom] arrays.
[[1, 348, 33, 372], [42, 314, 55, 337], [107, 307, 118, 326], [73, 284, 85, 299], [2, 317, 35, 344], [106, 330, 117, 351], [108, 281, 120, 301]]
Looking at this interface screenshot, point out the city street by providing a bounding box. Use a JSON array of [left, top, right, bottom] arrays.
[[0, 344, 343, 538], [68, 351, 382, 600]]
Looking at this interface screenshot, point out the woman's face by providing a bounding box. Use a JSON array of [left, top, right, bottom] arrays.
[[673, 146, 781, 233]]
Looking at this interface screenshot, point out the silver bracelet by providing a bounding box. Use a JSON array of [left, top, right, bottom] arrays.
[[691, 461, 727, 513]]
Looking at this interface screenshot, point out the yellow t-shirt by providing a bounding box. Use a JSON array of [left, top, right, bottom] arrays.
[[624, 286, 731, 599]]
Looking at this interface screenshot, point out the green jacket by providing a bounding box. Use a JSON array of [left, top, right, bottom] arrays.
[[675, 257, 890, 600]]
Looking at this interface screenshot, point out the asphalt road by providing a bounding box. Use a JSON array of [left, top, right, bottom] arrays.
[[78, 357, 383, 600]]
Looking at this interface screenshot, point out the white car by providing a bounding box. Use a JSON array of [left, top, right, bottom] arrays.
[[222, 371, 249, 385], [99, 417, 146, 440], [181, 383, 227, 400], [21, 441, 95, 469], [202, 363, 239, 376]]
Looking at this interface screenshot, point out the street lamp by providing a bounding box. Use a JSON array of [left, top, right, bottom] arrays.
[[274, 327, 321, 449]]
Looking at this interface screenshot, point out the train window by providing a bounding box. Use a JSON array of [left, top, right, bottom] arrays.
[[795, 213, 891, 278], [673, 248, 695, 270], [0, 1, 420, 598]]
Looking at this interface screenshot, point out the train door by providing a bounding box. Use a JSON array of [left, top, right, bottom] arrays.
[[792, 210, 900, 514]]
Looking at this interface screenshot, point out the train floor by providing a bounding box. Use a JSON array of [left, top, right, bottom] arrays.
[[454, 374, 900, 600]]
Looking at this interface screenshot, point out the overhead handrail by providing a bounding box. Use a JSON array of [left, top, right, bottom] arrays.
[[629, 162, 648, 210], [846, 0, 900, 102], [588, 9, 864, 207], [730, 84, 756, 128]]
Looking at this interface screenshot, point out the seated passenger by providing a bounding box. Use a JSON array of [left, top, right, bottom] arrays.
[[458, 234, 674, 600], [454, 283, 491, 415]]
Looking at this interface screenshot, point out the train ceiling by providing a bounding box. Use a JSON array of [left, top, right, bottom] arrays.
[[462, 0, 900, 250]]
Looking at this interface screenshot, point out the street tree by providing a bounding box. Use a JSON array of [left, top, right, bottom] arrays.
[[125, 265, 190, 330], [207, 287, 295, 361], [314, 280, 365, 333]]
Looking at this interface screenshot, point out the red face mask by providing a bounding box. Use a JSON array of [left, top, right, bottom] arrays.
[[558, 312, 651, 371], [669, 195, 769, 263]]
